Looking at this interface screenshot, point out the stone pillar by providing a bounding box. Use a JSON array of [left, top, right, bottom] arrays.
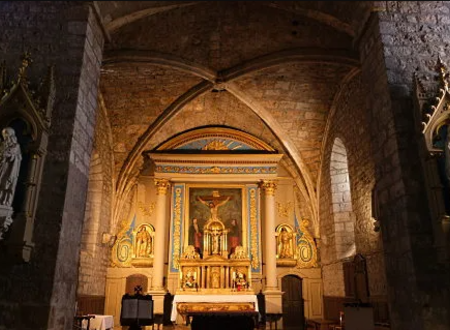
[[357, 4, 450, 329], [260, 180, 283, 314], [0, 3, 105, 330], [149, 178, 170, 314]]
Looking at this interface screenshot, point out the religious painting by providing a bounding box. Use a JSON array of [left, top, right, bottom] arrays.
[[185, 186, 244, 258]]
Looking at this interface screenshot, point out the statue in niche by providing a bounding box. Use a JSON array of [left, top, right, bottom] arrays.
[[233, 271, 247, 291], [0, 127, 22, 207], [183, 270, 198, 290], [135, 226, 152, 258], [277, 227, 294, 259]]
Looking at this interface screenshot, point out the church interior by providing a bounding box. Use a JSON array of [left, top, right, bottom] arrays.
[[1, 1, 450, 330]]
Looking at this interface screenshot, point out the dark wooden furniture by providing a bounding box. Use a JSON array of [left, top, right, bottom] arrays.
[[266, 313, 283, 330], [308, 319, 340, 330], [73, 315, 95, 330]]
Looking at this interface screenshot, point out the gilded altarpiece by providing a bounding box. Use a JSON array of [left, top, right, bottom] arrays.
[[169, 184, 262, 275]]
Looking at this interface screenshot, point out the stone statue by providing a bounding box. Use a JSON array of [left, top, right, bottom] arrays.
[[0, 127, 22, 207], [135, 226, 152, 258]]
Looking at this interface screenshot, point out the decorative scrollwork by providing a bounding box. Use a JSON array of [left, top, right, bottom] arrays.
[[249, 188, 259, 270], [138, 201, 156, 217], [276, 201, 292, 218], [296, 219, 319, 268]]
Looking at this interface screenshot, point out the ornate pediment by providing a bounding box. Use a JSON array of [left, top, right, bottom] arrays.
[[0, 53, 55, 262], [155, 126, 276, 152], [414, 56, 450, 155], [0, 52, 55, 134]]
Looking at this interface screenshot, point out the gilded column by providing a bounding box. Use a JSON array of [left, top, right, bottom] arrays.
[[260, 180, 278, 290], [152, 178, 171, 291]]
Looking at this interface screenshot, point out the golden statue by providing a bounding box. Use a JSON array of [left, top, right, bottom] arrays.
[[135, 226, 152, 258], [277, 227, 293, 258]]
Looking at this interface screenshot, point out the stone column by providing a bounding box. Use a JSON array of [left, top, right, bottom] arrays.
[[152, 178, 171, 290], [261, 180, 278, 290], [149, 178, 170, 316], [260, 180, 283, 315]]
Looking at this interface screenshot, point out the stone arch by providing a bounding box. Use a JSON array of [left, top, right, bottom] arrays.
[[330, 137, 355, 260]]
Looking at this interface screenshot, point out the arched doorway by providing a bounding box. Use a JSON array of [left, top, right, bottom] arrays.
[[282, 275, 305, 330]]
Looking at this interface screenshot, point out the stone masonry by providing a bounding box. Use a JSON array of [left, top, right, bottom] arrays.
[[0, 2, 104, 330]]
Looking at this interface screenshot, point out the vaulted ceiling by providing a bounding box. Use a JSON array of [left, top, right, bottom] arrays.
[[94, 1, 373, 222]]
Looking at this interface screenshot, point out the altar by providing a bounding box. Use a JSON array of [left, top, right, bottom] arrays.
[[171, 294, 259, 324]]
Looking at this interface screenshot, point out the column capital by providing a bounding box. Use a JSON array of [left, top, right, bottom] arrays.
[[259, 180, 277, 196], [154, 178, 171, 195]]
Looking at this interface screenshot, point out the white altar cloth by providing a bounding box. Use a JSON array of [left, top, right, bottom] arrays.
[[82, 314, 114, 330], [171, 294, 259, 322]]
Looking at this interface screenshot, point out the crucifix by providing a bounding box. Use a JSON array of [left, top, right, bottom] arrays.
[[197, 190, 232, 222]]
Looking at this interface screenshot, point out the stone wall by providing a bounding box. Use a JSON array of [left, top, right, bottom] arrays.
[[319, 73, 386, 298], [357, 2, 450, 328], [78, 100, 115, 297], [0, 2, 104, 330]]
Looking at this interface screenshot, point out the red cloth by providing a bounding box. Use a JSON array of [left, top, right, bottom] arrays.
[[194, 232, 202, 249]]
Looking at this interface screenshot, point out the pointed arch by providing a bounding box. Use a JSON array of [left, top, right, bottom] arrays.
[[330, 137, 355, 260]]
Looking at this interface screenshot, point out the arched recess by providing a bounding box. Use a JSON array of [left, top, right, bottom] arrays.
[[330, 138, 355, 260]]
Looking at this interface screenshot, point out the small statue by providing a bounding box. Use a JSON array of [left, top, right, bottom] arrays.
[[230, 245, 247, 259], [277, 227, 293, 259], [0, 127, 22, 207], [181, 245, 200, 259], [184, 272, 197, 289], [234, 271, 247, 291], [210, 224, 222, 255], [135, 226, 152, 258]]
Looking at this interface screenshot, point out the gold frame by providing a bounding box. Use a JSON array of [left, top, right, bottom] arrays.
[[183, 183, 248, 255]]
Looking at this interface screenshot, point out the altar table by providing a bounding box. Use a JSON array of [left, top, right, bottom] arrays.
[[82, 314, 114, 330], [171, 294, 259, 322]]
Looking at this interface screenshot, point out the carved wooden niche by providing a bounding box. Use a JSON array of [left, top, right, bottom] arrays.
[[0, 53, 55, 262], [413, 56, 450, 263]]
